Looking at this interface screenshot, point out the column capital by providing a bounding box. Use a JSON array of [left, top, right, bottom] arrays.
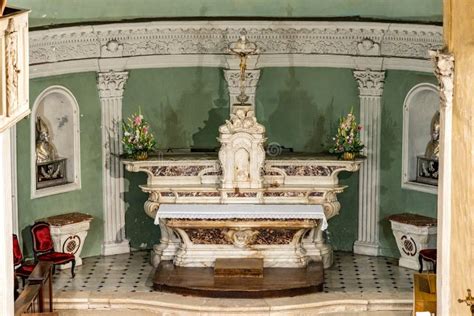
[[353, 69, 385, 97], [97, 70, 129, 99], [430, 51, 454, 109], [223, 69, 261, 109], [223, 69, 260, 94]]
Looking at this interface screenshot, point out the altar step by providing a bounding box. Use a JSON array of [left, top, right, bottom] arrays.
[[153, 260, 324, 298], [214, 258, 264, 278]]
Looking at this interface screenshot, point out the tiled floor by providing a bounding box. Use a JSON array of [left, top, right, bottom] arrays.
[[52, 251, 414, 294]]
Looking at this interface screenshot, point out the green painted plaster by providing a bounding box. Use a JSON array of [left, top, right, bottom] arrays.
[[379, 70, 438, 258], [122, 68, 229, 249], [16, 72, 103, 258], [256, 67, 360, 251], [9, 0, 442, 28]]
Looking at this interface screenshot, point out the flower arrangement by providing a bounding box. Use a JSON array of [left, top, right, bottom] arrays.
[[329, 109, 364, 159], [122, 111, 156, 160]]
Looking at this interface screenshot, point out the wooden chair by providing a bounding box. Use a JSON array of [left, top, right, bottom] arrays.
[[30, 222, 76, 278], [419, 248, 437, 273], [13, 234, 36, 287]]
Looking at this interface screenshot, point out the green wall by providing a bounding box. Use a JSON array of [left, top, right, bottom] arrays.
[[17, 66, 438, 259], [379, 70, 438, 257], [10, 0, 442, 28], [256, 67, 360, 250], [122, 68, 229, 249], [16, 72, 103, 258]]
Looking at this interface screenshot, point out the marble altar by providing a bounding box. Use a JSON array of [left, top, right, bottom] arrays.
[[124, 153, 361, 268], [123, 31, 361, 270]]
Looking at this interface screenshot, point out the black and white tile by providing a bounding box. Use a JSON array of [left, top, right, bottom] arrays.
[[51, 251, 414, 294]]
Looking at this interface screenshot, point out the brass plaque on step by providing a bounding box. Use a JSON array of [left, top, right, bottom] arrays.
[[214, 258, 264, 278]]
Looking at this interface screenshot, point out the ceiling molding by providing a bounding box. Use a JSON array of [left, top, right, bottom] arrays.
[[29, 20, 443, 78]]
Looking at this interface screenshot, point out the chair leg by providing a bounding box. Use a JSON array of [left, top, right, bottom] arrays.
[[52, 264, 56, 275], [71, 259, 76, 278], [21, 277, 25, 288], [419, 255, 424, 273]]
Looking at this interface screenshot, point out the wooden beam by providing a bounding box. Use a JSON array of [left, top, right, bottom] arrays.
[[442, 0, 474, 314]]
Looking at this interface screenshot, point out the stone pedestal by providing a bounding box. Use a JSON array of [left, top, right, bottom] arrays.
[[38, 212, 93, 269], [388, 213, 437, 270]]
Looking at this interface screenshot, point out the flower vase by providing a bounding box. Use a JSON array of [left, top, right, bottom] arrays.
[[134, 151, 148, 160], [342, 152, 356, 161]]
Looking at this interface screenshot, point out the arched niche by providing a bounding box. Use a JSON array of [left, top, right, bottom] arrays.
[[401, 83, 439, 194], [31, 86, 81, 198]]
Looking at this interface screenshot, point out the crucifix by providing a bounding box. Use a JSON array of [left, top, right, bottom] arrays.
[[229, 29, 258, 105]]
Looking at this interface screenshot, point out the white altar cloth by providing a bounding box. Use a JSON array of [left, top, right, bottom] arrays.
[[155, 204, 327, 230]]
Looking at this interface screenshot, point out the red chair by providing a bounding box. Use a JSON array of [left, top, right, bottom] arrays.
[[13, 234, 36, 286], [31, 222, 76, 278], [419, 248, 437, 273]]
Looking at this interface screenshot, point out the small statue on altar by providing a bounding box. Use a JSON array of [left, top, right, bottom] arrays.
[[36, 116, 58, 163], [424, 111, 440, 160], [220, 109, 264, 134]]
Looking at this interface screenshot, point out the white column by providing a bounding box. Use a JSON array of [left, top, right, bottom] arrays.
[[353, 69, 385, 256], [97, 71, 130, 256], [0, 128, 14, 316], [431, 52, 454, 315]]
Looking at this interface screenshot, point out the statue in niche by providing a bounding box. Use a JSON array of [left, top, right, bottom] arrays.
[[36, 116, 58, 163], [424, 111, 440, 160], [416, 111, 440, 186], [35, 116, 67, 189], [235, 148, 250, 182]]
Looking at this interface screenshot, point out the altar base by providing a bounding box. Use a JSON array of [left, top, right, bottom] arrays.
[[153, 260, 324, 298]]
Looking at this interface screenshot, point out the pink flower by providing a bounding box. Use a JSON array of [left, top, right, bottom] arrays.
[[134, 115, 143, 126], [143, 126, 148, 134]]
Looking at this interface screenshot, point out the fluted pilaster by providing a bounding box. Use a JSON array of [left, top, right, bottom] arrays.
[[97, 70, 130, 256], [353, 69, 385, 256]]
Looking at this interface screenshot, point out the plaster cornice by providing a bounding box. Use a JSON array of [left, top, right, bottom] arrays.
[[29, 20, 443, 77]]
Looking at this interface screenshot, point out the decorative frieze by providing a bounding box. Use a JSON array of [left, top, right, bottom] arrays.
[[30, 22, 442, 66]]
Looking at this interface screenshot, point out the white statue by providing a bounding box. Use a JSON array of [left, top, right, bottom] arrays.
[[219, 109, 265, 134]]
